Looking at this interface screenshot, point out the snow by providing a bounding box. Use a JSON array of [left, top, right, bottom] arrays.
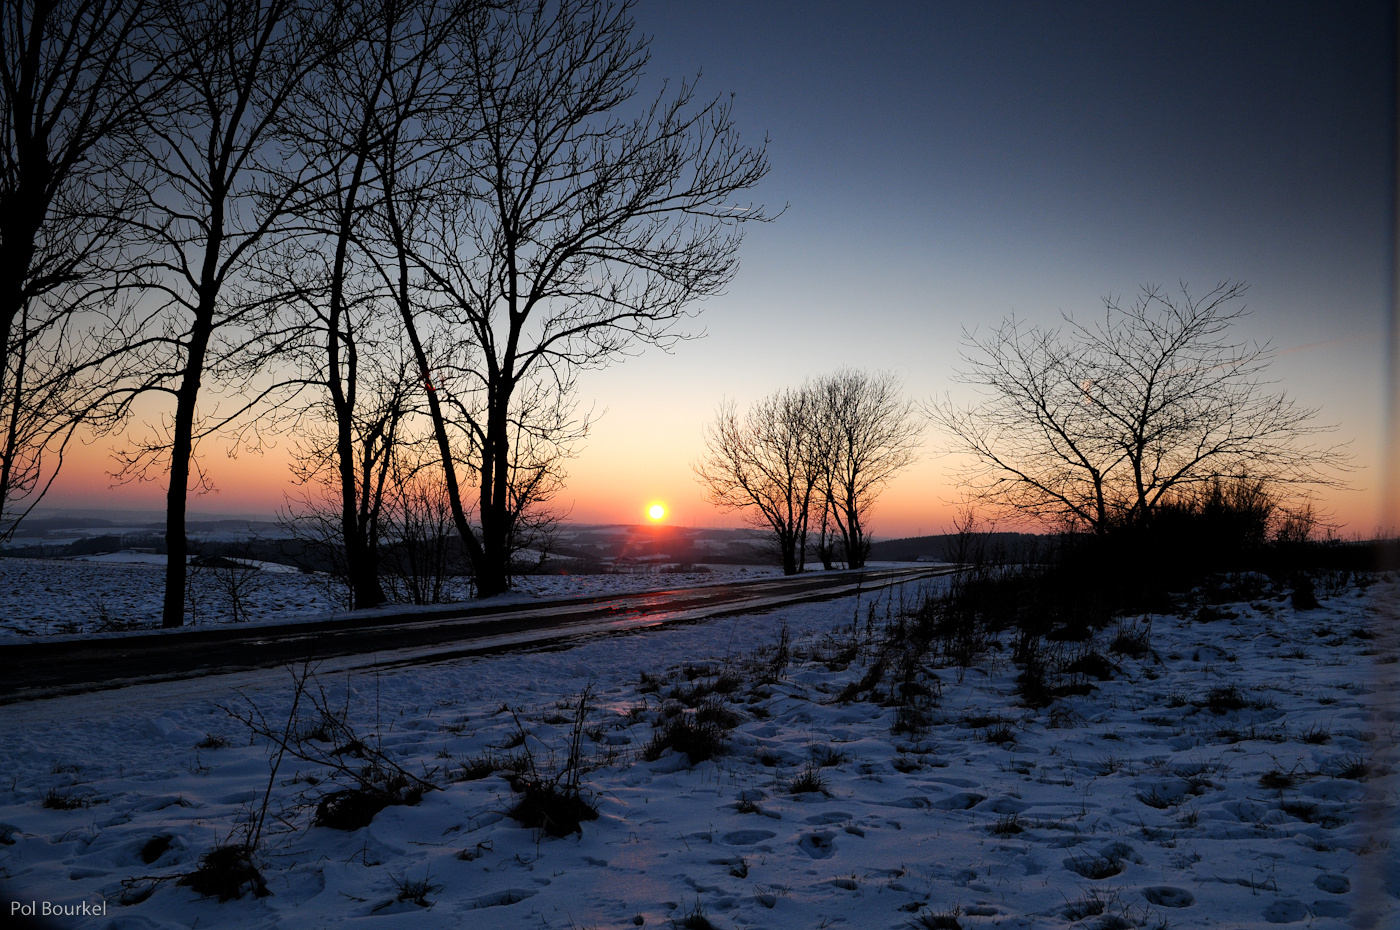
[[0, 557, 781, 640], [0, 572, 1397, 929]]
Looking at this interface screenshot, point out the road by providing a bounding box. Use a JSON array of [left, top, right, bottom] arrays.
[[0, 566, 951, 704]]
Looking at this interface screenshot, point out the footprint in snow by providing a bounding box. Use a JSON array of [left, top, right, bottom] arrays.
[[1142, 886, 1194, 908], [1314, 874, 1349, 894], [1262, 899, 1309, 923], [952, 868, 978, 886], [469, 888, 537, 909], [797, 831, 836, 859], [888, 796, 932, 809], [1311, 898, 1351, 919], [931, 792, 986, 810], [981, 796, 1029, 814], [720, 829, 775, 846]]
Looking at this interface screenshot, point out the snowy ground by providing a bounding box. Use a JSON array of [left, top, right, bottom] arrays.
[[0, 557, 781, 640], [1, 572, 1397, 929]]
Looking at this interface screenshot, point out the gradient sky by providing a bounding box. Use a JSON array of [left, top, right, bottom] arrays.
[[48, 1, 1396, 538]]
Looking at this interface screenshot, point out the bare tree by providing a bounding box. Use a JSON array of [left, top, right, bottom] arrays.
[[695, 389, 822, 575], [813, 369, 921, 569], [928, 282, 1350, 535], [379, 451, 462, 605], [396, 0, 770, 597], [122, 0, 337, 626], [0, 0, 161, 536], [281, 345, 413, 607], [269, 0, 467, 608]]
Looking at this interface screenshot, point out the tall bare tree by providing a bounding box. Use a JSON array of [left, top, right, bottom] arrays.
[[928, 282, 1350, 535], [269, 0, 468, 608], [125, 0, 336, 626], [398, 0, 770, 597], [814, 370, 921, 569], [0, 0, 160, 536], [695, 389, 822, 575]]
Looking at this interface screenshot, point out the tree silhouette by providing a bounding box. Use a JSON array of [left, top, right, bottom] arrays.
[[696, 390, 822, 576], [399, 0, 770, 597], [0, 0, 161, 537], [122, 0, 338, 626], [928, 282, 1350, 535], [812, 370, 921, 569], [269, 0, 467, 608]]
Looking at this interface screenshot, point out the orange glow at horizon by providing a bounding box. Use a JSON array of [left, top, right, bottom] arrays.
[[33, 411, 1387, 541]]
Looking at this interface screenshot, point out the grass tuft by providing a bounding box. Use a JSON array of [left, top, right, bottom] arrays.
[[1065, 852, 1125, 880], [1200, 685, 1248, 712], [910, 905, 963, 929], [1259, 769, 1297, 790], [1062, 889, 1106, 921], [983, 723, 1015, 745], [177, 844, 269, 901], [1108, 619, 1153, 658], [1333, 754, 1371, 780], [991, 812, 1023, 835], [674, 897, 716, 929], [392, 872, 441, 907], [644, 717, 727, 765], [1301, 723, 1332, 745], [788, 762, 828, 795], [41, 788, 90, 810]]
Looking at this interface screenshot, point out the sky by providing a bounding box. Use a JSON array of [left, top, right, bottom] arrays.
[[47, 0, 1397, 538]]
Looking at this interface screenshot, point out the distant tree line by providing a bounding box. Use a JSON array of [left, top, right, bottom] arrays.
[[0, 0, 770, 624]]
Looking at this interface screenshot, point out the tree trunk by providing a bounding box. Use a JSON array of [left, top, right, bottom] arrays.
[[846, 530, 869, 569], [0, 262, 29, 515], [0, 191, 45, 515], [162, 165, 225, 627], [839, 498, 866, 569], [161, 306, 215, 627], [335, 406, 386, 608], [779, 530, 798, 575], [474, 391, 513, 597], [389, 273, 487, 589], [327, 146, 386, 610], [813, 504, 835, 570]]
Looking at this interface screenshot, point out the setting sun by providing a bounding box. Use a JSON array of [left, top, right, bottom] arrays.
[[647, 503, 666, 521]]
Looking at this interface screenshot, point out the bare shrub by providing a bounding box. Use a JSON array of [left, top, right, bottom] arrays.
[[177, 844, 269, 901], [224, 667, 435, 836], [644, 716, 728, 766], [504, 688, 599, 837]]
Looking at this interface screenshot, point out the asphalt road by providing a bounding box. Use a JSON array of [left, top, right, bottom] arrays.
[[0, 566, 951, 704]]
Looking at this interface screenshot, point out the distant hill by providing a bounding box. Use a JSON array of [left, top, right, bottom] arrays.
[[5, 514, 1056, 571], [548, 524, 771, 566], [869, 532, 1044, 563], [1, 517, 778, 569]]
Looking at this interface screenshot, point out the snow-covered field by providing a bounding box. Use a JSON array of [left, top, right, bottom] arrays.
[[1, 572, 1397, 928], [0, 557, 781, 640]]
